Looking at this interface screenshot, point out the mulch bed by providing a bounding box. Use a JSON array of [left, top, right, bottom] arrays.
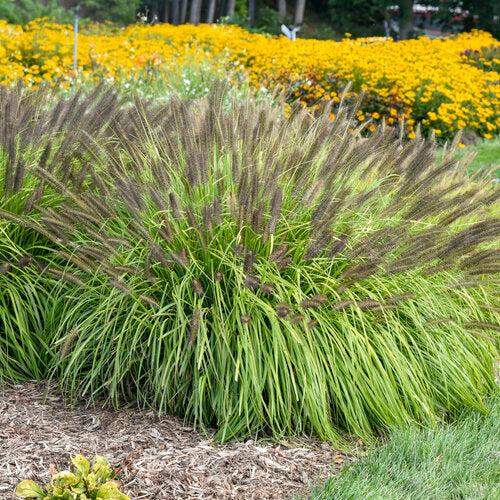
[[0, 382, 348, 499]]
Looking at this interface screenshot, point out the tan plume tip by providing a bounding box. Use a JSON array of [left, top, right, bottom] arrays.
[[290, 314, 305, 324], [244, 275, 259, 290], [427, 316, 455, 326], [34, 261, 46, 273], [45, 268, 84, 287], [0, 263, 11, 275], [276, 303, 291, 317], [308, 319, 319, 329], [169, 192, 181, 219], [149, 244, 170, 267], [139, 294, 160, 308], [381, 293, 414, 305], [171, 249, 189, 268], [269, 244, 291, 270], [464, 321, 500, 333], [192, 278, 204, 296], [17, 255, 33, 268], [259, 282, 275, 295], [269, 244, 288, 262], [332, 299, 356, 311], [310, 294, 328, 305], [189, 308, 202, 345], [109, 278, 132, 294], [244, 251, 256, 273], [355, 299, 387, 310], [59, 328, 80, 359], [234, 243, 245, 256], [240, 314, 251, 324], [301, 295, 328, 309]]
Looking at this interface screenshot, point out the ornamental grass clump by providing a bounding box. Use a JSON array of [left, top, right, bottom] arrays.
[[0, 85, 124, 381], [2, 86, 499, 444]]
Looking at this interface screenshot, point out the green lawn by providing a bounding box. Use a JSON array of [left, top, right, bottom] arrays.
[[311, 395, 500, 500], [463, 138, 500, 178]]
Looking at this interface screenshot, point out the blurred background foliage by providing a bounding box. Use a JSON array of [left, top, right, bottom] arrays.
[[0, 0, 498, 39]]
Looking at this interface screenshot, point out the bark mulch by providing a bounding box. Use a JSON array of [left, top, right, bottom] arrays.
[[0, 381, 349, 499]]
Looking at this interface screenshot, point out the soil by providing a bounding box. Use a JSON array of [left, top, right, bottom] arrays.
[[0, 381, 349, 499]]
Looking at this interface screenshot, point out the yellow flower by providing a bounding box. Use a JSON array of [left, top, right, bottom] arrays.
[[0, 19, 497, 140]]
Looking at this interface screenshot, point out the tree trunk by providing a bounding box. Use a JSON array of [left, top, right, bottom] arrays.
[[293, 0, 305, 26], [171, 0, 180, 23], [163, 1, 169, 22], [248, 0, 256, 25], [277, 0, 286, 22], [180, 0, 189, 23], [190, 0, 201, 24], [399, 0, 414, 39], [206, 0, 216, 23], [197, 0, 203, 22], [226, 0, 235, 17]]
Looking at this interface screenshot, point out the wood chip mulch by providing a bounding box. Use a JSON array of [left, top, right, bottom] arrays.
[[0, 382, 349, 499]]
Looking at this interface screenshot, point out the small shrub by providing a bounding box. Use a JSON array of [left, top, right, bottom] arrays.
[[15, 454, 129, 499]]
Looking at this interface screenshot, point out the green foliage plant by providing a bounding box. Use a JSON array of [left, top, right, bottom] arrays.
[[16, 454, 129, 499]]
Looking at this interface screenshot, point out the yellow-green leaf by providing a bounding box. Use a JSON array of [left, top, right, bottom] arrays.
[[51, 471, 79, 489], [92, 456, 113, 481], [15, 480, 45, 498], [71, 454, 90, 477], [96, 481, 130, 500]]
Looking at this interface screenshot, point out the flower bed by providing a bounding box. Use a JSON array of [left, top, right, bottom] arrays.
[[0, 19, 498, 139]]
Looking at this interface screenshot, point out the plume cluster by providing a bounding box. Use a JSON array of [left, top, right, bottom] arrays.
[[0, 85, 498, 444]]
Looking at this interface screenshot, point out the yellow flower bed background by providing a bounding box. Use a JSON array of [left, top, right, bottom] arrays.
[[1, 18, 498, 139]]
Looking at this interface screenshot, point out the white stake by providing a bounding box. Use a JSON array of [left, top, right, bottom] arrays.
[[73, 5, 80, 94]]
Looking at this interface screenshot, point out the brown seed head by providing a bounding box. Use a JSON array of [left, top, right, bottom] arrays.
[[244, 275, 259, 290], [0, 263, 11, 275], [260, 282, 275, 295], [240, 314, 251, 324], [17, 255, 33, 268], [276, 303, 291, 317], [192, 278, 204, 296]]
